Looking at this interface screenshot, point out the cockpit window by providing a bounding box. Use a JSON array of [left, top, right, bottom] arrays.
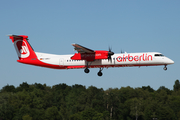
[[154, 54, 164, 57]]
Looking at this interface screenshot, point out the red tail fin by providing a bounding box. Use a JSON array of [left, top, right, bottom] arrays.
[[9, 35, 37, 61], [8, 35, 62, 69]]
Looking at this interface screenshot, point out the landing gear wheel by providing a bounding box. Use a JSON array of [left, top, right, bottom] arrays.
[[163, 66, 167, 71], [84, 68, 90, 73], [97, 71, 103, 76], [97, 68, 103, 76]]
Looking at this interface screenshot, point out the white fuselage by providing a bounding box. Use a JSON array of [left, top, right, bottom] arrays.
[[9, 35, 174, 76], [35, 52, 174, 69]]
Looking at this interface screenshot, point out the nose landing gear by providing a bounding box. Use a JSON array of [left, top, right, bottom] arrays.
[[163, 65, 167, 71]]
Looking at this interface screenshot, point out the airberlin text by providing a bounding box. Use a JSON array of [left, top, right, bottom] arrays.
[[117, 54, 152, 62]]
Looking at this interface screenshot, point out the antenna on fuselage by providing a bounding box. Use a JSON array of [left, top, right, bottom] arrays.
[[121, 50, 126, 54]]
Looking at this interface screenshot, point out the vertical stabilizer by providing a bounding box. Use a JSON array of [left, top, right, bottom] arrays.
[[8, 35, 62, 69], [8, 35, 37, 60]]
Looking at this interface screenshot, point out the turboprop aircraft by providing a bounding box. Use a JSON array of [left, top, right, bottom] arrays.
[[8, 35, 174, 76]]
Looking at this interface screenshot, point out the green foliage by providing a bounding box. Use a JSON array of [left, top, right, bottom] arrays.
[[0, 80, 180, 120], [0, 103, 14, 120], [157, 86, 172, 95], [16, 82, 29, 92], [128, 98, 144, 119], [142, 85, 154, 93], [174, 79, 180, 91], [22, 114, 32, 120], [1, 84, 15, 93], [45, 106, 62, 120]]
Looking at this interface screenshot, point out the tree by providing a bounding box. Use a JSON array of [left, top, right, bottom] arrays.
[[155, 89, 168, 104], [86, 86, 105, 112], [29, 108, 45, 120], [69, 112, 82, 120], [0, 92, 10, 107], [81, 108, 103, 120], [22, 114, 32, 120], [19, 105, 31, 119], [143, 100, 159, 120], [16, 82, 29, 92], [168, 95, 180, 119], [34, 83, 45, 90], [45, 106, 62, 120], [142, 86, 154, 93], [60, 99, 68, 120], [173, 80, 180, 91], [128, 98, 143, 120], [1, 80, 180, 120], [0, 103, 14, 120], [156, 106, 175, 120], [1, 84, 15, 93], [92, 112, 103, 120], [119, 86, 136, 103], [157, 86, 172, 95], [105, 88, 121, 119], [66, 84, 86, 115]]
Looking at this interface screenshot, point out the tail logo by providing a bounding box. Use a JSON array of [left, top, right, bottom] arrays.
[[14, 40, 30, 58]]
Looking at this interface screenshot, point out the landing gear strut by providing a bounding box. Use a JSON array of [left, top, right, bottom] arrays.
[[97, 68, 103, 77], [84, 62, 91, 74], [84, 61, 104, 76], [163, 65, 167, 71]]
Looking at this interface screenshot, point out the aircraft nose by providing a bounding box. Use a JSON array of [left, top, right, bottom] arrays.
[[170, 59, 174, 64], [168, 59, 174, 64]]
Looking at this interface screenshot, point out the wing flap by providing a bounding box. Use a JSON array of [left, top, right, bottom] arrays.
[[72, 44, 94, 53]]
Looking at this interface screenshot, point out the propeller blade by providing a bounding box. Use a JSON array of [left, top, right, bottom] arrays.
[[108, 47, 114, 63]]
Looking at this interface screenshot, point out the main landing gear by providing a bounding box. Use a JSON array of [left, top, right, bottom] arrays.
[[84, 62, 91, 73], [84, 62, 103, 76], [84, 67, 103, 77], [84, 68, 90, 73], [97, 68, 103, 77], [163, 65, 167, 71]]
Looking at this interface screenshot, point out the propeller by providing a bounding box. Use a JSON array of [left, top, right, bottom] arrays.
[[108, 47, 114, 63]]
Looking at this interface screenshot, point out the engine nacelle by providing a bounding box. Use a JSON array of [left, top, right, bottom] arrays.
[[71, 50, 109, 61]]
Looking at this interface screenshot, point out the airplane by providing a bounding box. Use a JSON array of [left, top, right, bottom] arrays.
[[8, 35, 174, 76]]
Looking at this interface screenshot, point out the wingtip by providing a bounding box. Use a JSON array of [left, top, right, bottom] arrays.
[[72, 43, 76, 46], [6, 34, 19, 37], [7, 34, 13, 37]]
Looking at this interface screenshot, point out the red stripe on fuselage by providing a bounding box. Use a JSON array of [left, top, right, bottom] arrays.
[[17, 58, 164, 70], [17, 59, 66, 69]]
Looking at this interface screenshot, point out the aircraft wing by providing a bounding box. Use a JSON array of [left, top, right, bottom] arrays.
[[72, 44, 94, 53]]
